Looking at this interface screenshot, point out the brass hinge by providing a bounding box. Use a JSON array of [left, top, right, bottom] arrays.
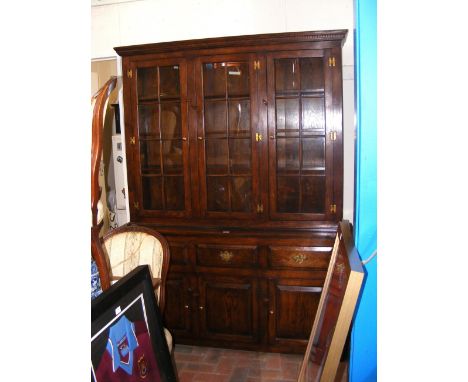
[[127, 69, 133, 78], [328, 57, 336, 67], [255, 132, 263, 142], [134, 201, 139, 209], [254, 60, 260, 70], [256, 203, 264, 213], [329, 131, 337, 141], [130, 136, 136, 144], [330, 204, 337, 213]]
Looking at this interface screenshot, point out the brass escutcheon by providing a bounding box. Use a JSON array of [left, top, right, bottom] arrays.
[[292, 254, 307, 264], [219, 250, 234, 262]]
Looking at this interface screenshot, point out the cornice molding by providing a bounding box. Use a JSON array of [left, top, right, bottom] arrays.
[[114, 29, 348, 56]]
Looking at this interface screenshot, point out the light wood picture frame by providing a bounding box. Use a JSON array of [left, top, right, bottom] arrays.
[[297, 220, 365, 382]]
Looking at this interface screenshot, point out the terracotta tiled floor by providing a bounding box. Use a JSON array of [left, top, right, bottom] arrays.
[[173, 344, 348, 382]]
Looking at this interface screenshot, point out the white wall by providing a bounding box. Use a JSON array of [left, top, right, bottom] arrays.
[[92, 0, 355, 221]]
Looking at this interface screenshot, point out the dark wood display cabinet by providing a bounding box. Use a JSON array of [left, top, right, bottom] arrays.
[[115, 29, 347, 353]]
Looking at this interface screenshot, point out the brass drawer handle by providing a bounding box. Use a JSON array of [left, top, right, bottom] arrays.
[[219, 250, 234, 262], [292, 254, 307, 264]]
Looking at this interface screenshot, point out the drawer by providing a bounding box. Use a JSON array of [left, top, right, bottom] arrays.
[[268, 246, 331, 270], [169, 243, 189, 265], [196, 244, 258, 268]]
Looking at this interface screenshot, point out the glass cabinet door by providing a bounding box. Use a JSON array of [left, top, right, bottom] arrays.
[[197, 56, 259, 218], [267, 51, 333, 220], [133, 61, 190, 216]]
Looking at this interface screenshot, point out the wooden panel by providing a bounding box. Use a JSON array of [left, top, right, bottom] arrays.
[[168, 242, 189, 265], [198, 275, 259, 344], [196, 244, 258, 268], [164, 273, 193, 339], [268, 246, 331, 270], [268, 278, 323, 348]]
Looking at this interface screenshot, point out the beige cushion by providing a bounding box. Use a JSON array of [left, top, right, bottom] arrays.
[[104, 231, 164, 300], [164, 327, 173, 351]]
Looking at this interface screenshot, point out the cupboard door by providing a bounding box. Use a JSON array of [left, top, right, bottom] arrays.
[[197, 275, 259, 344], [164, 272, 195, 340], [130, 60, 191, 218], [267, 278, 323, 348], [266, 50, 337, 221], [196, 55, 260, 219]]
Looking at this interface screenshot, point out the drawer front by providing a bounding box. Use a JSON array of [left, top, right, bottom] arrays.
[[196, 244, 258, 268], [268, 246, 331, 270], [169, 243, 190, 265]]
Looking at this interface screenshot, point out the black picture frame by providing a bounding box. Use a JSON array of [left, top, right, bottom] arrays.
[[91, 265, 176, 382]]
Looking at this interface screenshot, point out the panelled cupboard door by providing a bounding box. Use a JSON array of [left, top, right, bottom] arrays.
[[164, 272, 194, 339], [267, 278, 323, 347], [197, 275, 259, 344], [195, 54, 261, 219], [266, 50, 338, 221], [128, 59, 192, 218]]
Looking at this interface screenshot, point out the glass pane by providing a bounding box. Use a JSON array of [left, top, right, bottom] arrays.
[[302, 138, 325, 171], [207, 176, 229, 211], [159, 65, 180, 98], [277, 176, 299, 212], [206, 139, 228, 174], [302, 176, 325, 213], [231, 177, 252, 212], [302, 98, 325, 131], [276, 138, 300, 172], [227, 63, 249, 96], [228, 100, 250, 137], [162, 140, 183, 174], [300, 58, 324, 92], [140, 141, 161, 173], [276, 98, 299, 136], [142, 176, 162, 210], [275, 58, 299, 93], [229, 139, 251, 174], [137, 67, 158, 100], [164, 176, 185, 210], [161, 102, 181, 139], [138, 104, 159, 137], [204, 100, 227, 136], [203, 63, 226, 97]]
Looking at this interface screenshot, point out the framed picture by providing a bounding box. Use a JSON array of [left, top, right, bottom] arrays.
[[91, 265, 176, 382], [297, 220, 365, 382]]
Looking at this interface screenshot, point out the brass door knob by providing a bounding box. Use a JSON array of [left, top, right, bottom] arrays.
[[184, 305, 189, 309], [269, 310, 274, 315], [199, 306, 204, 310]]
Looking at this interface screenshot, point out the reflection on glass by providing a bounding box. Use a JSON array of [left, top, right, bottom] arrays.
[[275, 58, 299, 92], [140, 141, 161, 173], [138, 104, 159, 136], [229, 139, 251, 174], [142, 176, 162, 210], [277, 176, 300, 212], [203, 63, 226, 97], [227, 63, 249, 96], [300, 58, 324, 92], [159, 65, 180, 98], [162, 140, 183, 174], [137, 67, 158, 100], [302, 138, 325, 170], [160, 102, 181, 139], [231, 177, 252, 212], [207, 176, 229, 211], [302, 176, 325, 213], [206, 139, 228, 174], [228, 100, 250, 136], [276, 98, 299, 134], [302, 98, 324, 131], [204, 100, 227, 135], [276, 138, 300, 172], [164, 176, 185, 210]]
